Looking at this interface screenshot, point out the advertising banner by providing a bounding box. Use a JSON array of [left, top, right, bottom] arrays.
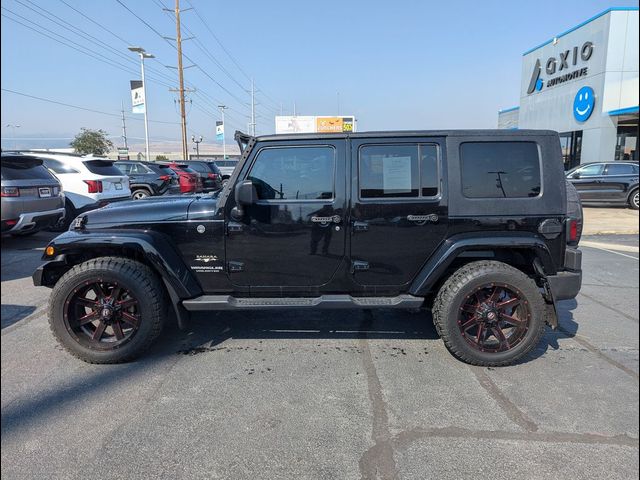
[[275, 116, 356, 134], [130, 80, 145, 114], [216, 121, 224, 142]]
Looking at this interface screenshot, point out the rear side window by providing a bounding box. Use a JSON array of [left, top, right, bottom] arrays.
[[1, 163, 55, 180], [42, 159, 80, 174], [115, 162, 132, 174], [460, 142, 541, 198], [158, 165, 177, 176], [606, 163, 638, 175], [187, 162, 208, 173], [83, 160, 123, 176], [359, 144, 439, 199], [248, 146, 335, 201]]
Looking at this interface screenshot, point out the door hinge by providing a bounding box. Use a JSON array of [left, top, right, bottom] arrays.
[[351, 260, 370, 273], [228, 261, 244, 273]]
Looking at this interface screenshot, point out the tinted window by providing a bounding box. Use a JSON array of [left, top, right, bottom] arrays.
[[83, 160, 123, 176], [460, 142, 541, 198], [248, 146, 334, 200], [115, 162, 132, 174], [1, 163, 55, 180], [130, 163, 151, 174], [158, 165, 177, 176], [359, 144, 439, 198], [606, 163, 637, 176], [42, 158, 80, 174], [575, 164, 604, 177], [187, 162, 208, 173]]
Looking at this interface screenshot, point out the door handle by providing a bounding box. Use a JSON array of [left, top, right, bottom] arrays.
[[311, 215, 342, 224], [353, 221, 369, 232], [227, 222, 244, 233], [407, 214, 439, 223]]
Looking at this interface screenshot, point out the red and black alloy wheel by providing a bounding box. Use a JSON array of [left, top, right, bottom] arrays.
[[458, 284, 531, 353], [63, 280, 141, 350]]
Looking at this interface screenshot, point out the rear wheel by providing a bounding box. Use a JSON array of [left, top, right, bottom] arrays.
[[132, 188, 151, 200], [629, 189, 639, 210], [433, 261, 545, 366], [49, 257, 166, 363]]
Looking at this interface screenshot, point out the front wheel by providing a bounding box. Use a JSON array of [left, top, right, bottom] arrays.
[[433, 261, 545, 367], [48, 257, 166, 363]]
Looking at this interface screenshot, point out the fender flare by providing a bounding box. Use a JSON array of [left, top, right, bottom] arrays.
[[35, 230, 202, 328], [409, 233, 556, 296]]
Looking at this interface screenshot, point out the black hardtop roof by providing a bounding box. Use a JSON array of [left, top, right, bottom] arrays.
[[254, 129, 559, 142]]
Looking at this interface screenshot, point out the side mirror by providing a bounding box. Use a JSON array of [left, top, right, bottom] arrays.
[[231, 180, 256, 219], [571, 173, 581, 179]]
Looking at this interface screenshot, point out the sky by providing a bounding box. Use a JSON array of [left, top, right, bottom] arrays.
[[1, 0, 638, 150]]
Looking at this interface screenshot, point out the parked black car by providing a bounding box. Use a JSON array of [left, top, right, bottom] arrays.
[[566, 161, 639, 210], [115, 161, 181, 199], [35, 129, 582, 367], [181, 160, 223, 192]]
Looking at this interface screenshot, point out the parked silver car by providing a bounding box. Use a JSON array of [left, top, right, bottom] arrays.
[[1, 153, 65, 235], [214, 159, 239, 187]]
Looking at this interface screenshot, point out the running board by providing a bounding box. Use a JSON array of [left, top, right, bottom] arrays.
[[181, 294, 424, 311]]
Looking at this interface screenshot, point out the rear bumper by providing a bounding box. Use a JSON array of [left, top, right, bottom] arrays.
[[547, 248, 582, 301], [2, 207, 65, 234]]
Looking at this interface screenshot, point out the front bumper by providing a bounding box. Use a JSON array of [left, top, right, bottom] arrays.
[[2, 207, 65, 234], [546, 247, 582, 301]]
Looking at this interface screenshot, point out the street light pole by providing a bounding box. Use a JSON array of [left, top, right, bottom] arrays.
[[191, 135, 202, 158], [128, 46, 154, 161], [218, 105, 227, 159], [6, 124, 20, 150]]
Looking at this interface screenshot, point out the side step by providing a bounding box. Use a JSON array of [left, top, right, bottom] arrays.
[[181, 294, 424, 311]]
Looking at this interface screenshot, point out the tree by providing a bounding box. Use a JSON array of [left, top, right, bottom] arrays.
[[70, 128, 113, 155], [155, 155, 169, 161]]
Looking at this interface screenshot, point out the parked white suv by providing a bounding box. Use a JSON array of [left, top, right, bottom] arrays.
[[22, 152, 131, 228]]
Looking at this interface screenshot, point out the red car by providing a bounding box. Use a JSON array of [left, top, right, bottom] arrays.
[[164, 163, 203, 194]]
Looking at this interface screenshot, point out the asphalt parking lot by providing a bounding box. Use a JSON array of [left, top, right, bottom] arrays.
[[1, 220, 638, 479]]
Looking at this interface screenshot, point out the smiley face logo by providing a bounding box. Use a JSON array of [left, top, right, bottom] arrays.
[[573, 86, 595, 122]]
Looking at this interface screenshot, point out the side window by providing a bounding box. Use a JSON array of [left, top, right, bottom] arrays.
[[359, 144, 439, 199], [605, 164, 636, 176], [576, 164, 604, 176], [248, 146, 335, 201], [460, 142, 541, 198], [43, 159, 80, 174], [116, 163, 132, 174]]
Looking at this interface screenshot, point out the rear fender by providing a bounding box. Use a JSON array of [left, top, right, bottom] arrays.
[[409, 233, 556, 296]]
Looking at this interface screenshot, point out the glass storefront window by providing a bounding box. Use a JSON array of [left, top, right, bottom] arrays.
[[615, 125, 639, 161], [559, 131, 582, 170]]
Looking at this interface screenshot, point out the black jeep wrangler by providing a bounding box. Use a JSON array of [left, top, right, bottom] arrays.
[[33, 130, 582, 366]]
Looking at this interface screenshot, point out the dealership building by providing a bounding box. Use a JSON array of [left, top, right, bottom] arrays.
[[498, 7, 638, 170]]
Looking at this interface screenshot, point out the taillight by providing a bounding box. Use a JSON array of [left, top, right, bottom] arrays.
[[208, 173, 217, 179], [4, 219, 18, 226], [159, 175, 171, 181], [569, 219, 578, 242], [84, 180, 103, 193], [1, 187, 19, 197]]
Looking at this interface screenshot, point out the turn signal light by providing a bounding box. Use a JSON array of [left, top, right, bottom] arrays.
[[45, 246, 55, 257]]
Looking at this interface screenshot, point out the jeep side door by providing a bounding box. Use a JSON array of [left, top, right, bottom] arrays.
[[225, 139, 347, 289], [349, 137, 448, 289]]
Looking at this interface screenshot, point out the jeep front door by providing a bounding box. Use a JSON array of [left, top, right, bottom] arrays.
[[350, 138, 448, 289], [225, 140, 346, 288]]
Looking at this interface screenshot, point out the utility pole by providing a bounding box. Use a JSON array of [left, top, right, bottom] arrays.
[[293, 101, 297, 116], [120, 101, 128, 149], [218, 104, 227, 159], [175, 0, 188, 160], [249, 78, 256, 136], [337, 91, 340, 115]]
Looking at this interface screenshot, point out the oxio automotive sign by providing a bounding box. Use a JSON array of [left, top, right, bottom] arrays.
[[526, 41, 594, 94]]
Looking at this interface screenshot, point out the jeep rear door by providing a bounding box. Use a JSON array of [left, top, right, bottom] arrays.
[[350, 137, 448, 288], [225, 139, 347, 288]]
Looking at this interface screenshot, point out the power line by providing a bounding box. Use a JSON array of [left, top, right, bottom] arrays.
[[1, 88, 180, 125]]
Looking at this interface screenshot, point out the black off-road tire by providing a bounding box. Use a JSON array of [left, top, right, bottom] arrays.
[[433, 261, 546, 367], [49, 257, 166, 364], [628, 188, 639, 210]]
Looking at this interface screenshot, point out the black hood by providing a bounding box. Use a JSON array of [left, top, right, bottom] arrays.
[[82, 195, 196, 227]]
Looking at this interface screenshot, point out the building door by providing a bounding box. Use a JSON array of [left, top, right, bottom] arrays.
[[349, 138, 448, 290], [225, 140, 347, 289]]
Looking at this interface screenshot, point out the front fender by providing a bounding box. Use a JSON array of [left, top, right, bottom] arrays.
[[34, 229, 202, 301], [409, 233, 556, 296]]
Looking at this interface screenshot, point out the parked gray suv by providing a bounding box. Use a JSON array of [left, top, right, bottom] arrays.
[[1, 153, 65, 235]]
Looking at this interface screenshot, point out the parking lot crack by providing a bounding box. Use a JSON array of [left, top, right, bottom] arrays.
[[358, 310, 399, 480], [470, 367, 539, 432]]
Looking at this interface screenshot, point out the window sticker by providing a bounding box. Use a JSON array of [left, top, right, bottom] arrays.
[[382, 156, 413, 193]]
